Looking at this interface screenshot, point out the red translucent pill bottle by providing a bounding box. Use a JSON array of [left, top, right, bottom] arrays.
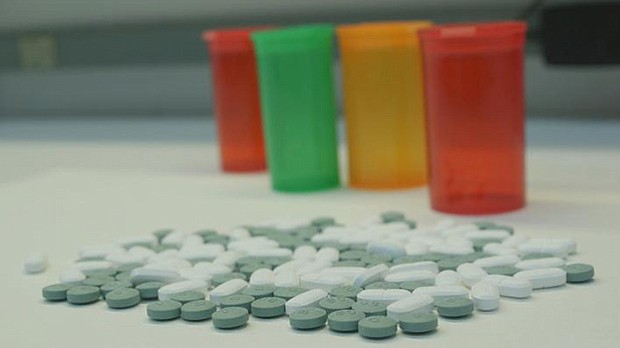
[[419, 21, 527, 215], [203, 28, 267, 172]]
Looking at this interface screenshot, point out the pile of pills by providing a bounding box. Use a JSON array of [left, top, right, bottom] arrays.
[[36, 212, 595, 339]]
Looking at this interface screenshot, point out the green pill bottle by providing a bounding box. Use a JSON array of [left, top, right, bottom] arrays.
[[252, 25, 340, 192]]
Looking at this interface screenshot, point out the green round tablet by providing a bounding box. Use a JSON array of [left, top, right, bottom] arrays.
[[136, 281, 165, 300], [289, 307, 328, 330], [438, 257, 467, 271], [83, 269, 117, 278], [117, 263, 143, 273], [292, 226, 320, 240], [399, 312, 438, 334], [212, 272, 247, 287], [203, 235, 229, 245], [381, 211, 405, 223], [364, 281, 399, 290], [114, 271, 132, 283], [358, 316, 398, 339], [242, 285, 276, 299], [100, 280, 133, 298], [328, 309, 366, 332], [236, 256, 264, 268], [273, 287, 307, 300], [106, 288, 141, 309], [181, 300, 216, 321], [421, 253, 450, 262], [220, 294, 256, 312], [311, 216, 336, 228], [399, 279, 435, 292], [352, 300, 387, 317], [147, 300, 182, 321], [319, 296, 355, 313], [262, 256, 291, 267], [329, 285, 363, 300], [251, 297, 286, 318], [42, 283, 72, 301], [82, 276, 116, 287], [484, 265, 519, 276], [522, 253, 555, 260], [170, 290, 205, 304], [66, 285, 100, 305], [436, 297, 474, 318], [564, 263, 595, 283], [339, 250, 369, 261], [392, 255, 426, 264], [332, 260, 367, 268], [361, 254, 393, 265], [212, 307, 249, 329]]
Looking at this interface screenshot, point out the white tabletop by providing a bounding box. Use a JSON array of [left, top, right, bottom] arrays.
[[1, 117, 619, 347]]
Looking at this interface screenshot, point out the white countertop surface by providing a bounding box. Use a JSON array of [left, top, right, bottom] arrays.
[[1, 117, 619, 347]]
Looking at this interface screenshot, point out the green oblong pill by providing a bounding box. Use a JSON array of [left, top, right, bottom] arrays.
[[564, 263, 595, 283], [100, 280, 133, 298], [339, 250, 369, 261], [352, 300, 387, 317], [242, 285, 276, 299], [83, 269, 117, 278], [332, 260, 367, 267], [328, 309, 365, 332], [381, 211, 405, 223], [436, 297, 474, 318], [181, 300, 216, 321], [289, 307, 328, 330], [136, 281, 165, 300], [66, 285, 100, 305], [484, 265, 519, 276], [358, 316, 397, 339], [106, 288, 141, 309], [329, 285, 363, 300], [42, 283, 72, 301], [114, 271, 132, 283], [220, 294, 255, 312], [251, 297, 286, 318], [147, 300, 182, 321], [399, 312, 438, 334], [438, 257, 467, 271], [170, 290, 205, 304], [319, 296, 355, 313], [212, 307, 249, 329]]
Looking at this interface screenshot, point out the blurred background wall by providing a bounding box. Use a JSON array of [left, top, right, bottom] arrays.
[[1, 0, 619, 118]]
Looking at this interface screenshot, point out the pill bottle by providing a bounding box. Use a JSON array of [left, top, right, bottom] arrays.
[[251, 25, 340, 192], [337, 21, 431, 189], [419, 21, 527, 214], [203, 27, 268, 172]]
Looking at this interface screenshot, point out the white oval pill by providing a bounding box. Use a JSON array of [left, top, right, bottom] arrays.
[[471, 282, 500, 311], [293, 245, 317, 260], [117, 235, 158, 249], [465, 230, 511, 241], [357, 289, 411, 305], [387, 294, 434, 321], [130, 267, 181, 285], [193, 262, 232, 275], [146, 257, 192, 271], [384, 270, 436, 283], [412, 285, 470, 303], [501, 235, 530, 248], [178, 268, 214, 284], [59, 268, 86, 284], [209, 278, 248, 305], [482, 275, 532, 298], [514, 268, 566, 289], [247, 248, 293, 258], [106, 251, 145, 266], [517, 241, 571, 258], [457, 263, 488, 287], [300, 273, 348, 291], [483, 243, 519, 256], [250, 268, 275, 286], [285, 289, 328, 314], [389, 261, 439, 275], [352, 264, 389, 288], [70, 260, 114, 272], [315, 247, 340, 262], [23, 252, 47, 274], [367, 241, 407, 258], [158, 280, 208, 301], [161, 231, 186, 248], [274, 270, 300, 288], [213, 251, 243, 268], [429, 244, 474, 256], [404, 243, 429, 256], [435, 270, 462, 286], [178, 244, 225, 263], [78, 244, 125, 260], [515, 257, 566, 271], [474, 255, 521, 268]]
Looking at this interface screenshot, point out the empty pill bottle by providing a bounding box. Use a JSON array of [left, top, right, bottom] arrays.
[[203, 27, 268, 172], [419, 21, 527, 214], [251, 25, 340, 192], [337, 21, 432, 189]]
